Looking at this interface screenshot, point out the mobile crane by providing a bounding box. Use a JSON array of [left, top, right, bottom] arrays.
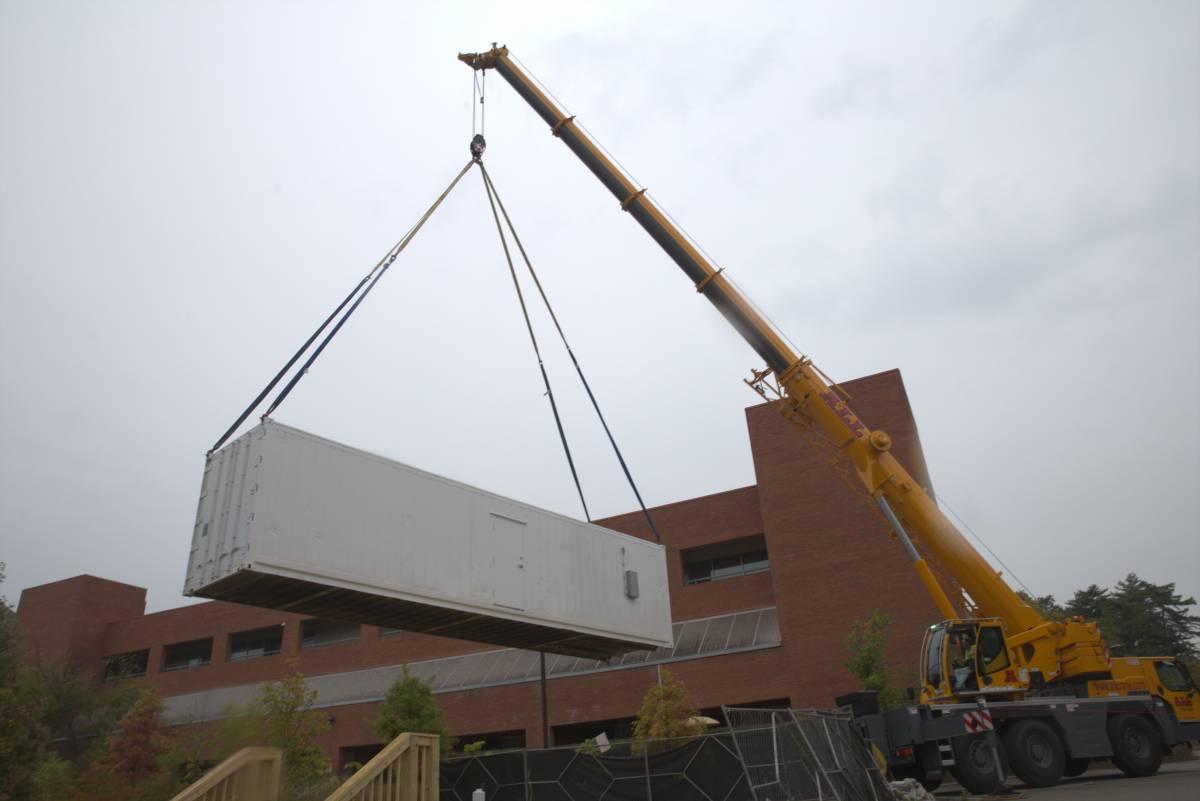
[[458, 46, 1200, 792]]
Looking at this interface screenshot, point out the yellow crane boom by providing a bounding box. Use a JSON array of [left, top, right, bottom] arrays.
[[458, 46, 1041, 633]]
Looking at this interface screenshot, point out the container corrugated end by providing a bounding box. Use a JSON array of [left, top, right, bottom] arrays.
[[186, 426, 264, 595], [195, 569, 657, 660]]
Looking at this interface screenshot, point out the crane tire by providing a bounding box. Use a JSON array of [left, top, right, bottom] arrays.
[[1107, 714, 1162, 777], [1002, 719, 1065, 788], [1062, 757, 1090, 778], [950, 733, 1004, 795]]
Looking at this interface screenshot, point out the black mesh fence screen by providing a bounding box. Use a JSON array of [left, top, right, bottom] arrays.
[[439, 733, 752, 801], [438, 708, 888, 801]]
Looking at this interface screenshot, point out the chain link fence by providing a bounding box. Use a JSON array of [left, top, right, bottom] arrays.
[[722, 707, 891, 801]]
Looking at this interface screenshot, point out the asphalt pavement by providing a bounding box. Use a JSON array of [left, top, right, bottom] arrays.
[[935, 760, 1200, 800]]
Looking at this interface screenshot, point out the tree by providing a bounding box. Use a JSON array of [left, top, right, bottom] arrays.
[[1064, 584, 1109, 621], [1059, 576, 1199, 658], [72, 693, 169, 801], [1103, 574, 1200, 658], [845, 610, 906, 710], [373, 665, 455, 752], [99, 693, 169, 785], [1, 564, 162, 801], [251, 663, 332, 793], [631, 668, 705, 754], [1017, 591, 1064, 620], [31, 754, 74, 801], [0, 563, 48, 801], [24, 658, 142, 760]]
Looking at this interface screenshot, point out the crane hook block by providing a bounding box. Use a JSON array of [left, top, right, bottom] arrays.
[[471, 134, 487, 161]]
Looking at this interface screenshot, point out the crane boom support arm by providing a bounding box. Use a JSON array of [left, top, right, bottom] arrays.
[[459, 47, 1044, 635]]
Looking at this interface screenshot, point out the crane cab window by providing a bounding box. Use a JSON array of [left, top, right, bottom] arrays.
[[925, 626, 946, 688], [1155, 661, 1193, 693], [949, 629, 978, 691], [976, 626, 1010, 674]]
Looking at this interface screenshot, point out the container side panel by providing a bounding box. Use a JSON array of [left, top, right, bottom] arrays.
[[187, 421, 672, 657]]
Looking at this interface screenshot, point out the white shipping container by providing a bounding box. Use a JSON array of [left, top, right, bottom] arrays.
[[185, 420, 673, 658]]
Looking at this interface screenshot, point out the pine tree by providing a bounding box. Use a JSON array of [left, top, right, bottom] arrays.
[[1017, 591, 1064, 620], [373, 665, 455, 751], [1064, 584, 1109, 621], [631, 668, 705, 755], [1104, 574, 1200, 658], [1061, 576, 1200, 658]]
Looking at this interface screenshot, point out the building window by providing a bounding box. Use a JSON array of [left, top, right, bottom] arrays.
[[162, 638, 213, 671], [552, 717, 635, 746], [229, 625, 284, 661], [682, 535, 769, 585], [454, 729, 527, 753], [301, 619, 360, 649], [700, 699, 791, 726], [103, 649, 149, 680]]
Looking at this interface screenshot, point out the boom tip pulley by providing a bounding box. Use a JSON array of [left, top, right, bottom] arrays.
[[458, 44, 508, 71]]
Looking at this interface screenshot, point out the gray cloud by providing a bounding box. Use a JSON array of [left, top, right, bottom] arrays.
[[2, 0, 1197, 618]]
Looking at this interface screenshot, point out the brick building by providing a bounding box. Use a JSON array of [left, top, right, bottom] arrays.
[[17, 369, 942, 768]]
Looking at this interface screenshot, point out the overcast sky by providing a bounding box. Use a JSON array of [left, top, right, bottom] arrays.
[[2, 1, 1197, 617]]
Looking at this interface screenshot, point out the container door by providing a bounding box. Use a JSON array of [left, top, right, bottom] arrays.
[[491, 514, 527, 611]]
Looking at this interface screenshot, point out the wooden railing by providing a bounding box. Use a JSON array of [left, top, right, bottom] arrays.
[[168, 746, 282, 801], [325, 732, 439, 801]]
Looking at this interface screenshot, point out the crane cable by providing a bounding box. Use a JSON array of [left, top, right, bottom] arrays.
[[472, 67, 486, 137], [479, 166, 591, 523], [479, 162, 662, 544], [209, 159, 475, 453]]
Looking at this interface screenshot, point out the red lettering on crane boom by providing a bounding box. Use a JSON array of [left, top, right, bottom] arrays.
[[820, 391, 868, 438]]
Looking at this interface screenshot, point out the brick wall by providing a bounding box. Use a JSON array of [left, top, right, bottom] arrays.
[[745, 368, 941, 705]]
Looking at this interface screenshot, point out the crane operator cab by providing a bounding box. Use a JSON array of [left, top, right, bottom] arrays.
[[922, 619, 1020, 703], [1107, 655, 1200, 725]]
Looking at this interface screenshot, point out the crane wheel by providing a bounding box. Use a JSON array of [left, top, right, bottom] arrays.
[[1107, 714, 1162, 777], [1002, 719, 1065, 787], [949, 733, 1004, 795], [1062, 757, 1090, 778]]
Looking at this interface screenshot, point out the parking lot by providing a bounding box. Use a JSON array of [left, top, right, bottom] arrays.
[[936, 760, 1200, 800]]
